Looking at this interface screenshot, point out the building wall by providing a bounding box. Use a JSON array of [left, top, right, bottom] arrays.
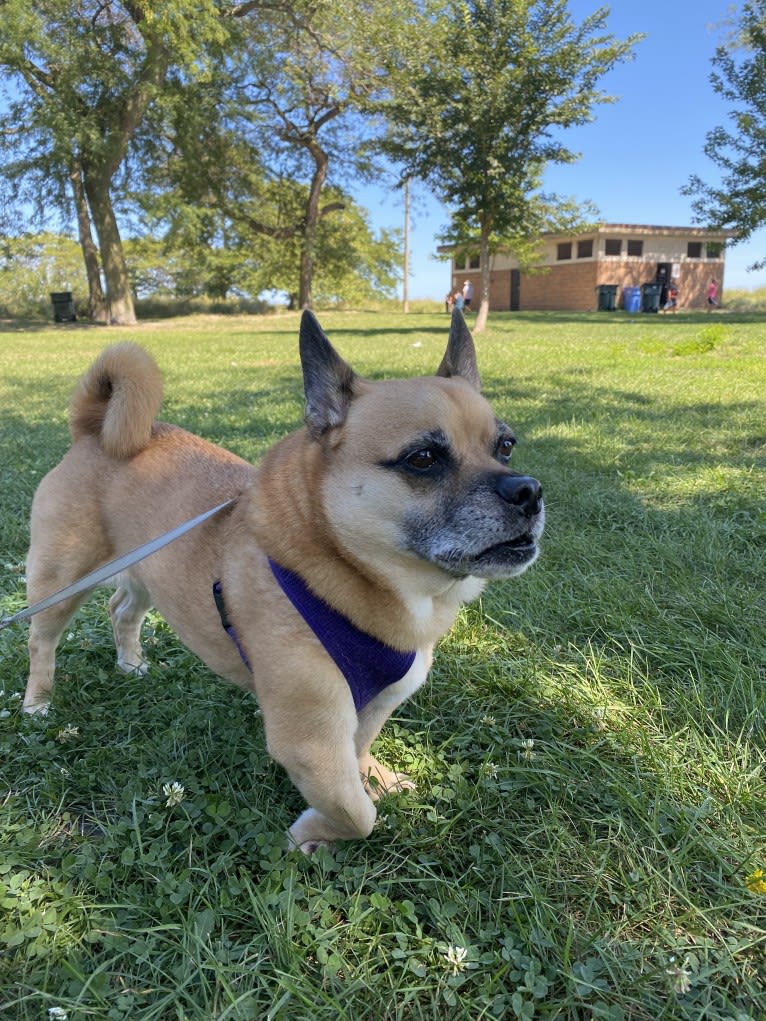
[[679, 262, 725, 309], [453, 226, 735, 310], [520, 262, 599, 311], [456, 260, 727, 311]]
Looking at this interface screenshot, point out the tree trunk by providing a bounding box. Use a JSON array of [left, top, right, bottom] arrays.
[[298, 143, 330, 309], [474, 223, 492, 332], [69, 162, 108, 323], [85, 177, 137, 325]]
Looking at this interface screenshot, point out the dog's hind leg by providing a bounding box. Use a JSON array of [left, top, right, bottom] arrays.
[[109, 576, 152, 675], [24, 590, 92, 713], [23, 485, 112, 713]]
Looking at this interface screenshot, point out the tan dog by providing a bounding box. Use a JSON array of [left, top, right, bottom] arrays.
[[22, 311, 543, 851]]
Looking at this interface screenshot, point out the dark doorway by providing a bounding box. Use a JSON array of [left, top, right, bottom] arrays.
[[656, 262, 672, 306], [511, 269, 521, 311]]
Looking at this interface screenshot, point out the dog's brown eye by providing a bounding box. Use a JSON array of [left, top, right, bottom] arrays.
[[496, 437, 515, 461], [406, 449, 438, 470]]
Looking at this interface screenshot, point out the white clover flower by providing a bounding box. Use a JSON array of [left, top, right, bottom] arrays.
[[666, 956, 694, 995], [162, 781, 186, 807], [482, 761, 499, 779], [444, 944, 468, 975], [48, 1008, 68, 1021], [55, 725, 80, 744], [518, 738, 536, 761], [480, 714, 497, 726]]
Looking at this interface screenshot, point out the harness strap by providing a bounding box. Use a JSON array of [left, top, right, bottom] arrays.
[[269, 560, 416, 712], [213, 564, 417, 713], [212, 580, 251, 671]]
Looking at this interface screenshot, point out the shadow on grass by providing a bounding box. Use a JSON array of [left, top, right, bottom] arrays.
[[1, 335, 764, 1017]]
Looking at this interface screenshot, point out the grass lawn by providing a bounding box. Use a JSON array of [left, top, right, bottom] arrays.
[[1, 309, 764, 1020]]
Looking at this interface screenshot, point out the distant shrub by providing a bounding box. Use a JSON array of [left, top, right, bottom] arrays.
[[671, 324, 726, 356], [135, 295, 273, 319], [723, 287, 766, 312]]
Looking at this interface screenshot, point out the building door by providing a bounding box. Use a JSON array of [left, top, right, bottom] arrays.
[[511, 269, 521, 311], [656, 262, 672, 306]]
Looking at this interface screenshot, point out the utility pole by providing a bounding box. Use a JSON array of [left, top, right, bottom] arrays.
[[403, 179, 410, 313]]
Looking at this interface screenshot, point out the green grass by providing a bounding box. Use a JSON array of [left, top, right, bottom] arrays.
[[1, 309, 765, 1021]]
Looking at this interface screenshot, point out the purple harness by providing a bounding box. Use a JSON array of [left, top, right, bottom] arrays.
[[213, 562, 416, 713]]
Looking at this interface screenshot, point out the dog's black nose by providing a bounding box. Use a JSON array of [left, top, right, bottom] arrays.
[[496, 474, 543, 516]]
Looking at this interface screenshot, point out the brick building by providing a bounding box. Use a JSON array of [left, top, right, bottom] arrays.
[[447, 224, 737, 312]]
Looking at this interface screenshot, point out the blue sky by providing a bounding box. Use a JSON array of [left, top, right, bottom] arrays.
[[358, 0, 766, 300]]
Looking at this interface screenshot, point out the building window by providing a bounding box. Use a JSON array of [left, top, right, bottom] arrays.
[[706, 242, 723, 259], [455, 252, 480, 270], [687, 241, 703, 259], [627, 239, 643, 257], [605, 238, 622, 256], [577, 239, 594, 258], [557, 242, 572, 261]]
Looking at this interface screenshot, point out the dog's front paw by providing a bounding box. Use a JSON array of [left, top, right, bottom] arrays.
[[287, 798, 377, 853], [360, 755, 416, 800], [287, 810, 338, 855], [287, 833, 336, 856]]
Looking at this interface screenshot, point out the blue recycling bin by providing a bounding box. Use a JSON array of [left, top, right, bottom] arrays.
[[622, 286, 641, 313]]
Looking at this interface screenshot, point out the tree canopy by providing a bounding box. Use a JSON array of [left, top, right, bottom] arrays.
[[378, 0, 639, 329], [0, 0, 644, 323], [0, 0, 232, 322], [683, 0, 766, 271]]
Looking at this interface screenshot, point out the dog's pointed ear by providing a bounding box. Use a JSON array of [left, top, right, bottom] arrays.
[[299, 309, 358, 437], [436, 309, 482, 391]]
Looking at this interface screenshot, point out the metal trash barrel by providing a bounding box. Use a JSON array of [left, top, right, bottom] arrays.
[[641, 282, 662, 314], [50, 292, 77, 323], [595, 284, 617, 311]]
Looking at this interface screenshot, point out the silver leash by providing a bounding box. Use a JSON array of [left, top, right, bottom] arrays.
[[0, 498, 236, 631]]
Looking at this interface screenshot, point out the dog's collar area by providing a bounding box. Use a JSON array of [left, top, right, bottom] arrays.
[[213, 563, 417, 713]]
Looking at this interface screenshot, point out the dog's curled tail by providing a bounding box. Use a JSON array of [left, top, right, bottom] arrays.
[[69, 342, 164, 459]]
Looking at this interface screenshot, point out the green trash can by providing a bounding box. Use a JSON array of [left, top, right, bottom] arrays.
[[640, 283, 662, 314], [50, 291, 77, 323], [595, 284, 617, 311]]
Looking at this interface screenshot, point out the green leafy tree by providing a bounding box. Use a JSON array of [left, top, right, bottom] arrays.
[[142, 1, 400, 309], [0, 232, 87, 318], [379, 0, 638, 330], [0, 0, 228, 323], [683, 0, 766, 270], [135, 172, 401, 306]]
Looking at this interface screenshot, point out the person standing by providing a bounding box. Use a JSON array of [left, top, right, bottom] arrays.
[[663, 279, 679, 313], [462, 279, 474, 311], [707, 277, 718, 312]]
